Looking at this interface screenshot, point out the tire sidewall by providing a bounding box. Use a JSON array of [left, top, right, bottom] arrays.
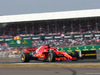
[[70, 51, 79, 58], [21, 53, 30, 62], [48, 52, 56, 62]]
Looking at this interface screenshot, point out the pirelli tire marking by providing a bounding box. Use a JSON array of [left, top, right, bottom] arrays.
[[21, 53, 25, 62], [48, 53, 53, 62]]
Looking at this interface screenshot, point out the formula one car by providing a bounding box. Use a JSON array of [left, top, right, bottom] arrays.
[[21, 46, 79, 62]]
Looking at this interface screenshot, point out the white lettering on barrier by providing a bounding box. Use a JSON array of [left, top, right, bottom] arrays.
[[23, 38, 29, 39], [95, 34, 100, 37], [64, 36, 71, 38], [74, 35, 81, 38], [5, 39, 11, 41], [84, 35, 91, 37], [45, 37, 52, 39], [55, 36, 61, 39], [32, 37, 39, 39]]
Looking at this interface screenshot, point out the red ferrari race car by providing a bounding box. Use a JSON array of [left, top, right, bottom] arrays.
[[21, 46, 79, 62]]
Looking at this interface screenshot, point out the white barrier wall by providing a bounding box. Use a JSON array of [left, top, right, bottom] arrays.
[[0, 50, 21, 58]]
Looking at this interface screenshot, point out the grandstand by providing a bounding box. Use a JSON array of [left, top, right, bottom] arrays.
[[0, 9, 100, 49]]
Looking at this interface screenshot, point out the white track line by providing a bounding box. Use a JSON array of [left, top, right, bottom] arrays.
[[85, 73, 100, 75], [14, 63, 47, 64]]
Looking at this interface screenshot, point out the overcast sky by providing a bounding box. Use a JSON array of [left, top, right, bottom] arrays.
[[0, 0, 100, 15]]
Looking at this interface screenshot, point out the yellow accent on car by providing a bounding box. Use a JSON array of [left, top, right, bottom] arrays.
[[48, 53, 53, 62], [39, 54, 41, 57], [21, 53, 25, 62], [66, 54, 68, 55]]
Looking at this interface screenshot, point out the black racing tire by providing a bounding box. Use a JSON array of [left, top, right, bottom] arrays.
[[21, 53, 30, 62], [70, 51, 79, 59], [48, 52, 56, 62], [43, 58, 47, 62]]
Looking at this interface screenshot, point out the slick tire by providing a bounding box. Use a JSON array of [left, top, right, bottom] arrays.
[[21, 53, 30, 62], [48, 52, 56, 62], [70, 51, 79, 59]]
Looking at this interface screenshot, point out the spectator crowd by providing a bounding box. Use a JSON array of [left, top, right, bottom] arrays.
[[0, 17, 100, 51], [0, 17, 100, 37]]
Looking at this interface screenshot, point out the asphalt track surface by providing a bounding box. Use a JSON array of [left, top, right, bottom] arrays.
[[0, 58, 100, 64], [0, 58, 100, 75], [0, 67, 100, 75]]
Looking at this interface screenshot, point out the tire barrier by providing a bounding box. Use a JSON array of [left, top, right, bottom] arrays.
[[81, 50, 96, 59]]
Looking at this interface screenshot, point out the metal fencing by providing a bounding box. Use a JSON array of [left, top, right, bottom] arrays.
[[0, 50, 21, 58]]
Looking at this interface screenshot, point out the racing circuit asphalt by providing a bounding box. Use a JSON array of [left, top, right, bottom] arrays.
[[0, 58, 100, 64], [0, 58, 100, 75], [0, 67, 100, 75]]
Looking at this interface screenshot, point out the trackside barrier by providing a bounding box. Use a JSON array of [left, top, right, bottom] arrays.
[[0, 50, 21, 58], [59, 45, 100, 59], [0, 51, 10, 58], [59, 45, 100, 54], [1, 33, 100, 41], [81, 50, 96, 59], [96, 50, 100, 59]]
